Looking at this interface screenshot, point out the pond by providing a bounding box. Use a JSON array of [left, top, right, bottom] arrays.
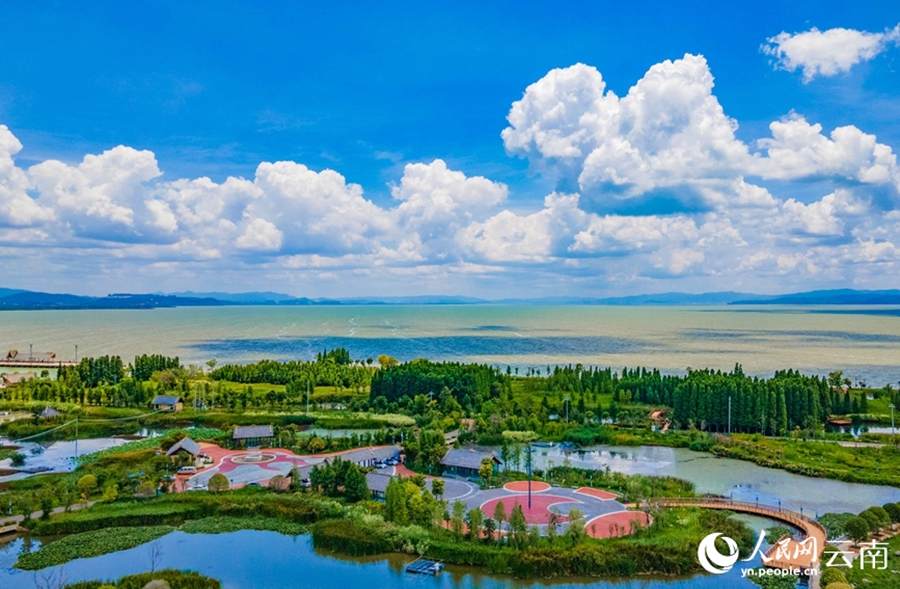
[[497, 444, 900, 516], [0, 437, 129, 482], [0, 530, 777, 589]]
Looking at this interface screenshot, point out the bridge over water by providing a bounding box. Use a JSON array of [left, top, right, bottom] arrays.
[[654, 497, 827, 574]]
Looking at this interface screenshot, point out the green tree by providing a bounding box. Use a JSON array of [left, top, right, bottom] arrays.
[[431, 479, 444, 499], [466, 507, 484, 540], [492, 501, 507, 545], [478, 457, 494, 483], [566, 508, 586, 546], [343, 466, 369, 503], [384, 477, 409, 525], [844, 516, 870, 545], [307, 437, 326, 453], [882, 502, 900, 525], [377, 354, 399, 368], [508, 503, 527, 548], [77, 474, 98, 501], [101, 485, 118, 503], [136, 481, 156, 498], [208, 473, 229, 493], [450, 500, 466, 540]]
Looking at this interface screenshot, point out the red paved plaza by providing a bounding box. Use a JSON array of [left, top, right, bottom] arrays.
[[585, 511, 651, 538], [480, 494, 577, 524]]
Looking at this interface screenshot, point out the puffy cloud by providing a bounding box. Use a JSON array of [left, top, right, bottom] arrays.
[[0, 125, 55, 227], [459, 193, 586, 262], [3, 48, 900, 295], [236, 218, 283, 251], [572, 213, 698, 254], [503, 55, 753, 210], [393, 159, 508, 259], [252, 161, 392, 255], [756, 115, 900, 187], [762, 25, 900, 82], [502, 56, 900, 219], [29, 145, 163, 241]]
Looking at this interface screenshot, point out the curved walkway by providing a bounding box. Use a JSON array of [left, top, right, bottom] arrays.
[[654, 497, 827, 572]]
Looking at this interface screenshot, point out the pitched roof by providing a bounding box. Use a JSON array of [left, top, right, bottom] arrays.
[[366, 472, 393, 493], [440, 449, 503, 470], [39, 406, 61, 418], [167, 437, 201, 456], [332, 445, 400, 463], [233, 425, 274, 439], [3, 372, 35, 384], [151, 395, 182, 406]]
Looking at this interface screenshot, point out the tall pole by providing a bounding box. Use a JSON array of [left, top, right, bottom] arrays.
[[565, 396, 569, 424], [74, 418, 78, 463], [525, 446, 534, 509], [890, 403, 896, 437], [728, 396, 732, 435], [75, 344, 78, 363], [306, 380, 310, 414]]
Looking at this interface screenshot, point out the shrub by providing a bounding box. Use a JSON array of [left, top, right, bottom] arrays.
[[77, 474, 98, 500], [859, 509, 882, 533], [101, 485, 118, 502], [180, 516, 304, 536], [867, 506, 891, 526], [819, 567, 848, 585], [883, 502, 900, 524], [136, 482, 157, 499], [819, 512, 854, 540], [63, 569, 220, 589], [844, 516, 870, 544], [208, 474, 229, 493], [311, 519, 391, 556]]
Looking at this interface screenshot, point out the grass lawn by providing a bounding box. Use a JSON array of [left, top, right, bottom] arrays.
[[718, 434, 900, 486]]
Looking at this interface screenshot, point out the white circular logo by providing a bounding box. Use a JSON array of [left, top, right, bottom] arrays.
[[697, 532, 739, 575]]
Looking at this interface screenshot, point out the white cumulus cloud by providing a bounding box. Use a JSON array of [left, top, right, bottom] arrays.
[[762, 24, 900, 82]]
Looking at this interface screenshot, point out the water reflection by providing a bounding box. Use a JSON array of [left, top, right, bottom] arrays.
[[0, 531, 772, 589], [506, 445, 900, 515]]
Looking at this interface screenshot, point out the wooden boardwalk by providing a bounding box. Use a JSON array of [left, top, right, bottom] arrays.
[[0, 360, 76, 368], [654, 497, 827, 573]]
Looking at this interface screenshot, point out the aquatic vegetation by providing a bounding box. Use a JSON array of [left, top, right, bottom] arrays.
[[180, 515, 305, 535], [64, 569, 220, 589], [15, 525, 175, 570]]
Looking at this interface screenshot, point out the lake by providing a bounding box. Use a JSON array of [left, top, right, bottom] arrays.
[[1, 305, 900, 385], [515, 445, 900, 515], [0, 530, 774, 589]]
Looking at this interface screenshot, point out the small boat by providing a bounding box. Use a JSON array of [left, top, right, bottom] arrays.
[[828, 417, 852, 426]]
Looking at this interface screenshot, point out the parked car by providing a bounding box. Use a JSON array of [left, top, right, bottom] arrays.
[[177, 466, 197, 474], [246, 482, 265, 487]]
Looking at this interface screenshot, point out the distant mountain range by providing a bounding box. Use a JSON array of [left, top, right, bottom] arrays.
[[0, 288, 898, 310]]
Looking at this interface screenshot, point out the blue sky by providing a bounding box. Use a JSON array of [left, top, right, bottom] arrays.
[[1, 2, 900, 297]]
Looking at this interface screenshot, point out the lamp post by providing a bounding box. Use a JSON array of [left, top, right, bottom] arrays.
[[525, 446, 535, 509], [890, 403, 896, 437], [565, 396, 570, 424]]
